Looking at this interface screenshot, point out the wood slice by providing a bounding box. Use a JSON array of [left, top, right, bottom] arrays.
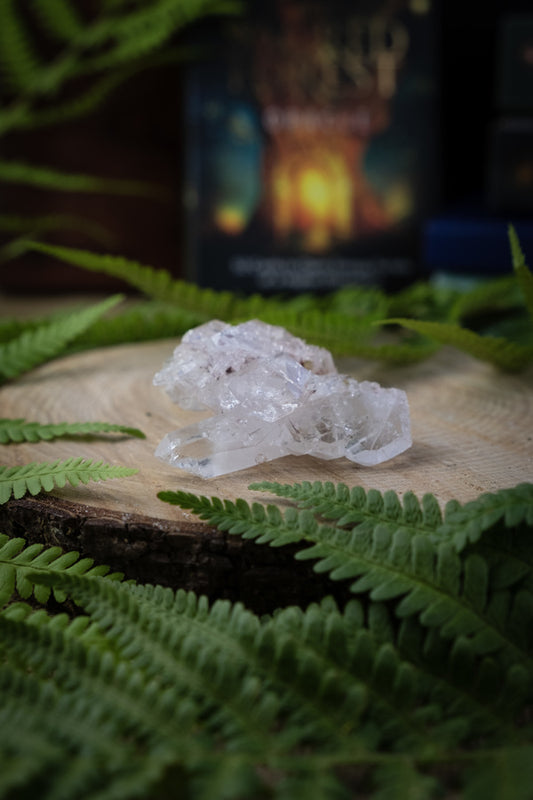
[[1, 336, 532, 611]]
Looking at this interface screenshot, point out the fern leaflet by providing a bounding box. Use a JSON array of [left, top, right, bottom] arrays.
[[449, 273, 525, 323], [27, 242, 442, 362], [251, 480, 533, 554], [27, 241, 241, 319], [0, 293, 122, 381], [0, 484, 532, 800], [436, 483, 533, 551], [0, 457, 138, 504], [158, 490, 313, 546], [0, 533, 122, 606], [162, 484, 533, 671], [509, 223, 533, 320], [250, 480, 443, 534], [65, 300, 205, 352], [385, 317, 533, 371], [34, 0, 85, 42], [0, 418, 145, 443], [0, 0, 41, 93], [0, 211, 116, 246], [0, 158, 163, 197]]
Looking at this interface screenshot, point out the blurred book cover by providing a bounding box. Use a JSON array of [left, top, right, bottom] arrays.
[[183, 0, 440, 293]]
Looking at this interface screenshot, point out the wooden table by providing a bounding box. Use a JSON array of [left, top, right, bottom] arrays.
[[1, 297, 532, 610]]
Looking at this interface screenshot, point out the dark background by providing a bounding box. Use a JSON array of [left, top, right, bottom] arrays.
[[1, 0, 531, 292], [440, 0, 532, 204]]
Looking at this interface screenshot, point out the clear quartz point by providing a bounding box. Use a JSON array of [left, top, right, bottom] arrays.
[[153, 320, 411, 478]]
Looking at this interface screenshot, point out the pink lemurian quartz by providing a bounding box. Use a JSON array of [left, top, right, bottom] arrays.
[[153, 320, 411, 478]]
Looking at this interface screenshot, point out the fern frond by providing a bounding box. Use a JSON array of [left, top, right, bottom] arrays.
[[396, 615, 531, 732], [449, 273, 524, 323], [302, 536, 533, 669], [0, 293, 122, 381], [253, 481, 533, 557], [27, 242, 442, 362], [0, 532, 122, 607], [0, 515, 529, 799], [0, 158, 163, 197], [0, 301, 201, 357], [0, 600, 101, 648], [0, 316, 33, 344], [436, 483, 533, 552], [0, 417, 145, 443], [27, 241, 241, 319], [77, 0, 240, 69], [168, 486, 533, 670], [158, 490, 312, 546], [386, 317, 533, 371], [509, 224, 533, 320], [0, 302, 102, 344], [250, 480, 443, 534], [33, 0, 85, 42], [29, 574, 286, 752], [4, 64, 142, 135], [0, 211, 116, 246], [26, 573, 467, 754], [373, 760, 439, 800], [0, 665, 67, 796], [0, 457, 137, 504], [247, 307, 438, 362], [0, 0, 41, 93], [66, 300, 204, 351], [30, 572, 533, 767], [0, 652, 178, 800], [463, 745, 533, 800]]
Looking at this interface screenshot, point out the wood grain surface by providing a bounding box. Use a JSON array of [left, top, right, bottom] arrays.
[[1, 336, 532, 512], [1, 320, 532, 610]]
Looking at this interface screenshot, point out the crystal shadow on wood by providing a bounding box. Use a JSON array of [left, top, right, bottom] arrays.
[[153, 320, 411, 478]]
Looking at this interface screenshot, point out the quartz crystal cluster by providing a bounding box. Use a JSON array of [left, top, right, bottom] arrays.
[[153, 320, 411, 478]]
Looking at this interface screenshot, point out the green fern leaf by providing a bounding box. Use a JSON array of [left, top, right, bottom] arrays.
[[29, 570, 531, 767], [169, 486, 533, 669], [78, 0, 240, 67], [385, 317, 533, 371], [0, 211, 116, 248], [188, 756, 266, 800], [27, 240, 240, 319], [0, 0, 41, 92], [0, 521, 528, 798], [0, 316, 31, 344], [24, 242, 437, 362], [436, 484, 533, 552], [158, 490, 310, 546], [0, 656, 176, 800], [0, 302, 107, 344], [0, 458, 137, 504], [0, 293, 122, 381], [33, 0, 84, 42], [0, 158, 163, 197], [509, 224, 533, 321], [5, 65, 140, 135], [65, 300, 204, 352], [246, 306, 437, 361], [25, 573, 450, 753], [273, 769, 350, 800], [373, 760, 439, 800], [0, 533, 122, 607], [253, 482, 533, 557], [250, 480, 443, 533], [463, 745, 533, 800], [0, 417, 145, 443], [449, 273, 525, 323]]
